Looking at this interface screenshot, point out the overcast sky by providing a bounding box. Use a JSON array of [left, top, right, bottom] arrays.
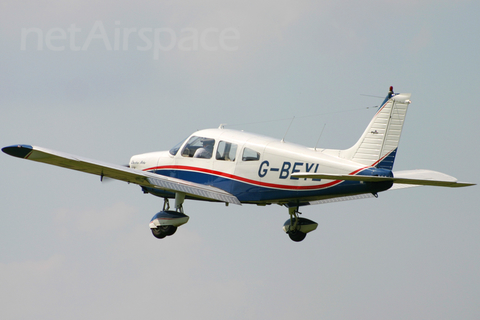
[[1, 1, 479, 319]]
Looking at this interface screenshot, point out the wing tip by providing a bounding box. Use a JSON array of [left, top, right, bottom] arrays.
[[452, 182, 476, 188], [2, 145, 33, 159]]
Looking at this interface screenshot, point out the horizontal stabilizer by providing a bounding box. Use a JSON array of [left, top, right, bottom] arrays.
[[2, 144, 241, 205], [291, 169, 475, 188]]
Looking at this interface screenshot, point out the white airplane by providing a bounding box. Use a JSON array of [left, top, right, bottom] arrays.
[[2, 87, 475, 242]]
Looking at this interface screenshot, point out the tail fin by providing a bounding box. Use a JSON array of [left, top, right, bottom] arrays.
[[341, 87, 411, 170]]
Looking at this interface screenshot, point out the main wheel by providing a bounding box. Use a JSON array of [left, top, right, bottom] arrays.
[[288, 230, 307, 242], [163, 225, 177, 236], [151, 225, 178, 239], [152, 227, 167, 239]]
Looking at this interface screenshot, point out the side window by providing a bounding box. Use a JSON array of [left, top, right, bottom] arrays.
[[216, 141, 237, 161], [242, 147, 260, 161], [181, 136, 215, 159]]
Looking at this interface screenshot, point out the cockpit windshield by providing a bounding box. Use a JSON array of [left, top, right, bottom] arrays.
[[169, 138, 187, 156]]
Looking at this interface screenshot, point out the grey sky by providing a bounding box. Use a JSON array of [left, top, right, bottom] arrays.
[[1, 1, 479, 319]]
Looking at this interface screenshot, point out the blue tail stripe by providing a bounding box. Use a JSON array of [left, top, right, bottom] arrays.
[[375, 148, 397, 170]]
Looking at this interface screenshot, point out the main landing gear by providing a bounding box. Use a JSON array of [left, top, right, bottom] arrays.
[[149, 193, 189, 239], [283, 206, 318, 242]]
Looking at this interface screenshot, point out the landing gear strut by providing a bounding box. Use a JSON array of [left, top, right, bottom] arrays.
[[283, 206, 318, 242], [150, 193, 189, 239]]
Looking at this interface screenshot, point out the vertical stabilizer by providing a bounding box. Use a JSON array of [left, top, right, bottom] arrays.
[[340, 88, 411, 170]]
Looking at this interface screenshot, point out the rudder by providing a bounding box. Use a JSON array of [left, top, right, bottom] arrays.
[[340, 87, 412, 170]]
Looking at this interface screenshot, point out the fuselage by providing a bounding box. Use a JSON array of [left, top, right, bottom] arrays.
[[129, 128, 392, 205]]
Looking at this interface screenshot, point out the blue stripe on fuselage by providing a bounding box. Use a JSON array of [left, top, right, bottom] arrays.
[[148, 169, 393, 203]]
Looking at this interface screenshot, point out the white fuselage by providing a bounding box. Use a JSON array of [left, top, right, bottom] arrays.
[[129, 128, 386, 204]]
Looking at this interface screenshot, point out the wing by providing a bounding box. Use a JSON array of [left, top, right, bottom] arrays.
[[2, 144, 240, 205], [291, 169, 475, 188], [285, 169, 474, 208]]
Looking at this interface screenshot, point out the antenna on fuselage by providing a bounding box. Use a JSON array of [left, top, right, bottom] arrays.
[[314, 123, 327, 151], [281, 116, 295, 143]]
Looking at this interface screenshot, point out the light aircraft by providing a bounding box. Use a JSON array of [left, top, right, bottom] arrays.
[[2, 87, 475, 242]]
